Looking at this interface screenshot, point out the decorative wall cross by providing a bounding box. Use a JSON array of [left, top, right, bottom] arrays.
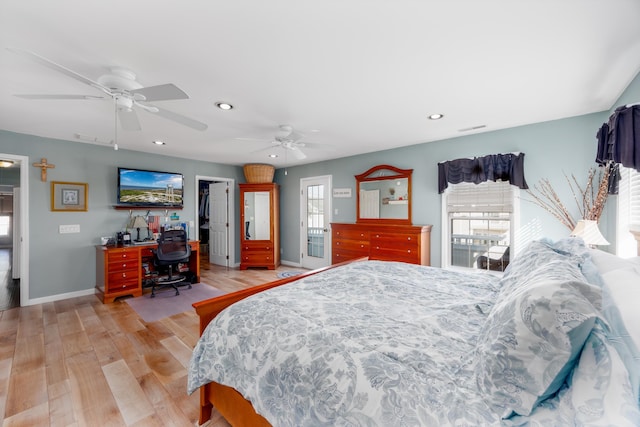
[[32, 158, 55, 181]]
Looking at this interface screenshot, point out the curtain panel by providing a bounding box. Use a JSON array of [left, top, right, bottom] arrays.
[[596, 104, 640, 194], [437, 152, 528, 193]]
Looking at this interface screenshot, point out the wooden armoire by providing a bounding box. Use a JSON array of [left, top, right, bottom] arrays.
[[239, 183, 280, 270]]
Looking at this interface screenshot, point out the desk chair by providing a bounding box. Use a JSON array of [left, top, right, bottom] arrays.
[[151, 229, 192, 298]]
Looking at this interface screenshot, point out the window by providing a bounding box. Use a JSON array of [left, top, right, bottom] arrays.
[[0, 215, 9, 237], [616, 166, 640, 257], [442, 180, 518, 271]]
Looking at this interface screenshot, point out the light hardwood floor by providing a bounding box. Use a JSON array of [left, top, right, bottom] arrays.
[[0, 261, 304, 426]]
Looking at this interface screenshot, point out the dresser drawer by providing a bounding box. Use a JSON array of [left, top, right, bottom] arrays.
[[108, 258, 139, 272], [242, 242, 274, 252], [333, 228, 370, 241], [107, 248, 138, 263], [333, 239, 369, 252], [332, 249, 367, 264], [369, 246, 420, 264], [370, 233, 420, 251], [241, 252, 275, 264]]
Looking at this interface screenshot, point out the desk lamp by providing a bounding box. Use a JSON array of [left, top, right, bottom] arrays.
[[570, 219, 609, 247], [130, 215, 149, 242]]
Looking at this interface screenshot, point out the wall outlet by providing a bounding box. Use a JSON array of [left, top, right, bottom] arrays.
[[59, 224, 80, 234]]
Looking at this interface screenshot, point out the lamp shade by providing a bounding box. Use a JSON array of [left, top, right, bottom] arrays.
[[129, 215, 148, 229], [570, 219, 609, 246]]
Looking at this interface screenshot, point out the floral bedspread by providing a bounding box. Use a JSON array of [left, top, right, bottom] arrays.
[[188, 260, 504, 426]]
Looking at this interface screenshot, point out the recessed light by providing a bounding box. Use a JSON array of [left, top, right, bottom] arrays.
[[216, 102, 233, 110], [0, 160, 14, 168], [268, 154, 278, 158], [152, 140, 165, 145], [428, 114, 444, 120]]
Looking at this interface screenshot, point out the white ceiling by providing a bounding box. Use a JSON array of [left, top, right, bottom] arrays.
[[1, 1, 640, 167]]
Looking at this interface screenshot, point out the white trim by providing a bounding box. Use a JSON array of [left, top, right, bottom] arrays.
[[26, 288, 96, 306], [0, 153, 29, 306]]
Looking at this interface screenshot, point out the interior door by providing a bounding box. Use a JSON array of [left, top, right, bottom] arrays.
[[300, 175, 332, 270], [12, 187, 20, 279], [209, 182, 230, 267]]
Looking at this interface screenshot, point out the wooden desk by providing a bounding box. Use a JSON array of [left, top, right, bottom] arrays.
[[95, 241, 200, 303]]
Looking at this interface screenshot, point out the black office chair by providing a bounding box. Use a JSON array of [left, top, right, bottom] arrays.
[[151, 229, 192, 297]]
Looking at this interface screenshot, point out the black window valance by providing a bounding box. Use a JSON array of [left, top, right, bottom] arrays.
[[438, 152, 528, 194], [596, 104, 640, 169], [595, 103, 640, 194]]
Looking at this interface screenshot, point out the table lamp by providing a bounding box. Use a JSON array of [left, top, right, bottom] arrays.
[[570, 219, 609, 247], [130, 215, 149, 242]]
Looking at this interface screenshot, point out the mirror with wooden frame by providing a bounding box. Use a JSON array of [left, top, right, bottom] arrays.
[[356, 164, 412, 225]]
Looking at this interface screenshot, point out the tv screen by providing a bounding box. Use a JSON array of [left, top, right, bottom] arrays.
[[117, 167, 184, 207]]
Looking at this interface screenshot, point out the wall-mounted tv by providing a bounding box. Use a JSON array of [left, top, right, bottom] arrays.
[[117, 167, 184, 207]]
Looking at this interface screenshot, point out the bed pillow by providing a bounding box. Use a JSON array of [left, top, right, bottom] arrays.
[[475, 243, 602, 418], [598, 265, 640, 402]]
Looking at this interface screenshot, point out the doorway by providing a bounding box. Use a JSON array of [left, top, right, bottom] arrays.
[[0, 153, 29, 309], [195, 176, 235, 268], [300, 175, 332, 270]]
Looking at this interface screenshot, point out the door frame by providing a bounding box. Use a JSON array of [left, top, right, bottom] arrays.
[[0, 153, 29, 306], [299, 175, 332, 269], [194, 176, 235, 267]]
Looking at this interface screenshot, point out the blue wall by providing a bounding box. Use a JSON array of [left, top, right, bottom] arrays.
[[1, 70, 638, 302]]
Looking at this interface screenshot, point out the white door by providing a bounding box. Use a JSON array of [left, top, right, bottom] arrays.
[[300, 175, 332, 270], [12, 187, 20, 279], [209, 182, 230, 267]]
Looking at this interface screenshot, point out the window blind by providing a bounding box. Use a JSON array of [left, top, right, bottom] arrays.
[[630, 168, 640, 226], [446, 180, 514, 213]]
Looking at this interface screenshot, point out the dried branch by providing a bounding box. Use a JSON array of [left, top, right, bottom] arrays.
[[525, 163, 612, 231]]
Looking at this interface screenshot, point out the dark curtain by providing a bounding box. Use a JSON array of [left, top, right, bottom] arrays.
[[595, 104, 640, 194], [438, 152, 528, 193]]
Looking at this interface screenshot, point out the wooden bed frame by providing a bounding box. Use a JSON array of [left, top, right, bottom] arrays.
[[192, 232, 640, 426], [192, 258, 366, 426]]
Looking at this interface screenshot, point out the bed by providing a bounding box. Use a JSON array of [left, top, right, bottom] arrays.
[[188, 236, 640, 426]]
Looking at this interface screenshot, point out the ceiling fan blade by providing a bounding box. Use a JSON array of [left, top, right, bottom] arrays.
[[15, 94, 104, 100], [150, 106, 208, 131], [298, 141, 334, 150], [8, 47, 112, 96], [290, 146, 307, 160], [118, 108, 142, 131], [131, 83, 188, 102]]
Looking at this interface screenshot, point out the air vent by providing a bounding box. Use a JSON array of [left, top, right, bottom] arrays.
[[458, 125, 487, 132]]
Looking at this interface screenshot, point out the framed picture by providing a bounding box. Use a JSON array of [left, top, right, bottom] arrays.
[[51, 181, 88, 212]]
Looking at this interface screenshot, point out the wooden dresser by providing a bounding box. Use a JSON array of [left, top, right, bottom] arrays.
[[331, 223, 432, 265]]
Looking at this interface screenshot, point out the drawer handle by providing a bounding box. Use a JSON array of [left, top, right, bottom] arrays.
[[360, 233, 364, 237], [407, 237, 411, 241], [122, 263, 127, 268], [122, 254, 127, 258], [336, 242, 340, 245], [266, 246, 270, 250], [376, 234, 380, 238], [376, 246, 380, 249], [407, 250, 411, 253], [122, 273, 127, 278], [360, 244, 364, 248]]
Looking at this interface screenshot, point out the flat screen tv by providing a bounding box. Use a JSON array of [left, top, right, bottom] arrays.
[[117, 167, 184, 207]]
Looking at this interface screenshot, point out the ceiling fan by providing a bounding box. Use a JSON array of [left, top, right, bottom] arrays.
[[8, 47, 208, 132], [245, 125, 327, 160]]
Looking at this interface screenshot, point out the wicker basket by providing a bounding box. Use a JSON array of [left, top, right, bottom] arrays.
[[243, 164, 275, 183]]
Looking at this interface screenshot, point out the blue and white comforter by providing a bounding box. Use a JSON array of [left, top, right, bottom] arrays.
[[188, 260, 503, 425], [188, 250, 640, 426]]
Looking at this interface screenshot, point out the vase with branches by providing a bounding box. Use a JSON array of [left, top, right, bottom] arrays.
[[526, 163, 613, 232]]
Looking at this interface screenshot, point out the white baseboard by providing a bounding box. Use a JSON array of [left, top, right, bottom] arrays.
[[26, 288, 97, 306], [280, 259, 302, 268]]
